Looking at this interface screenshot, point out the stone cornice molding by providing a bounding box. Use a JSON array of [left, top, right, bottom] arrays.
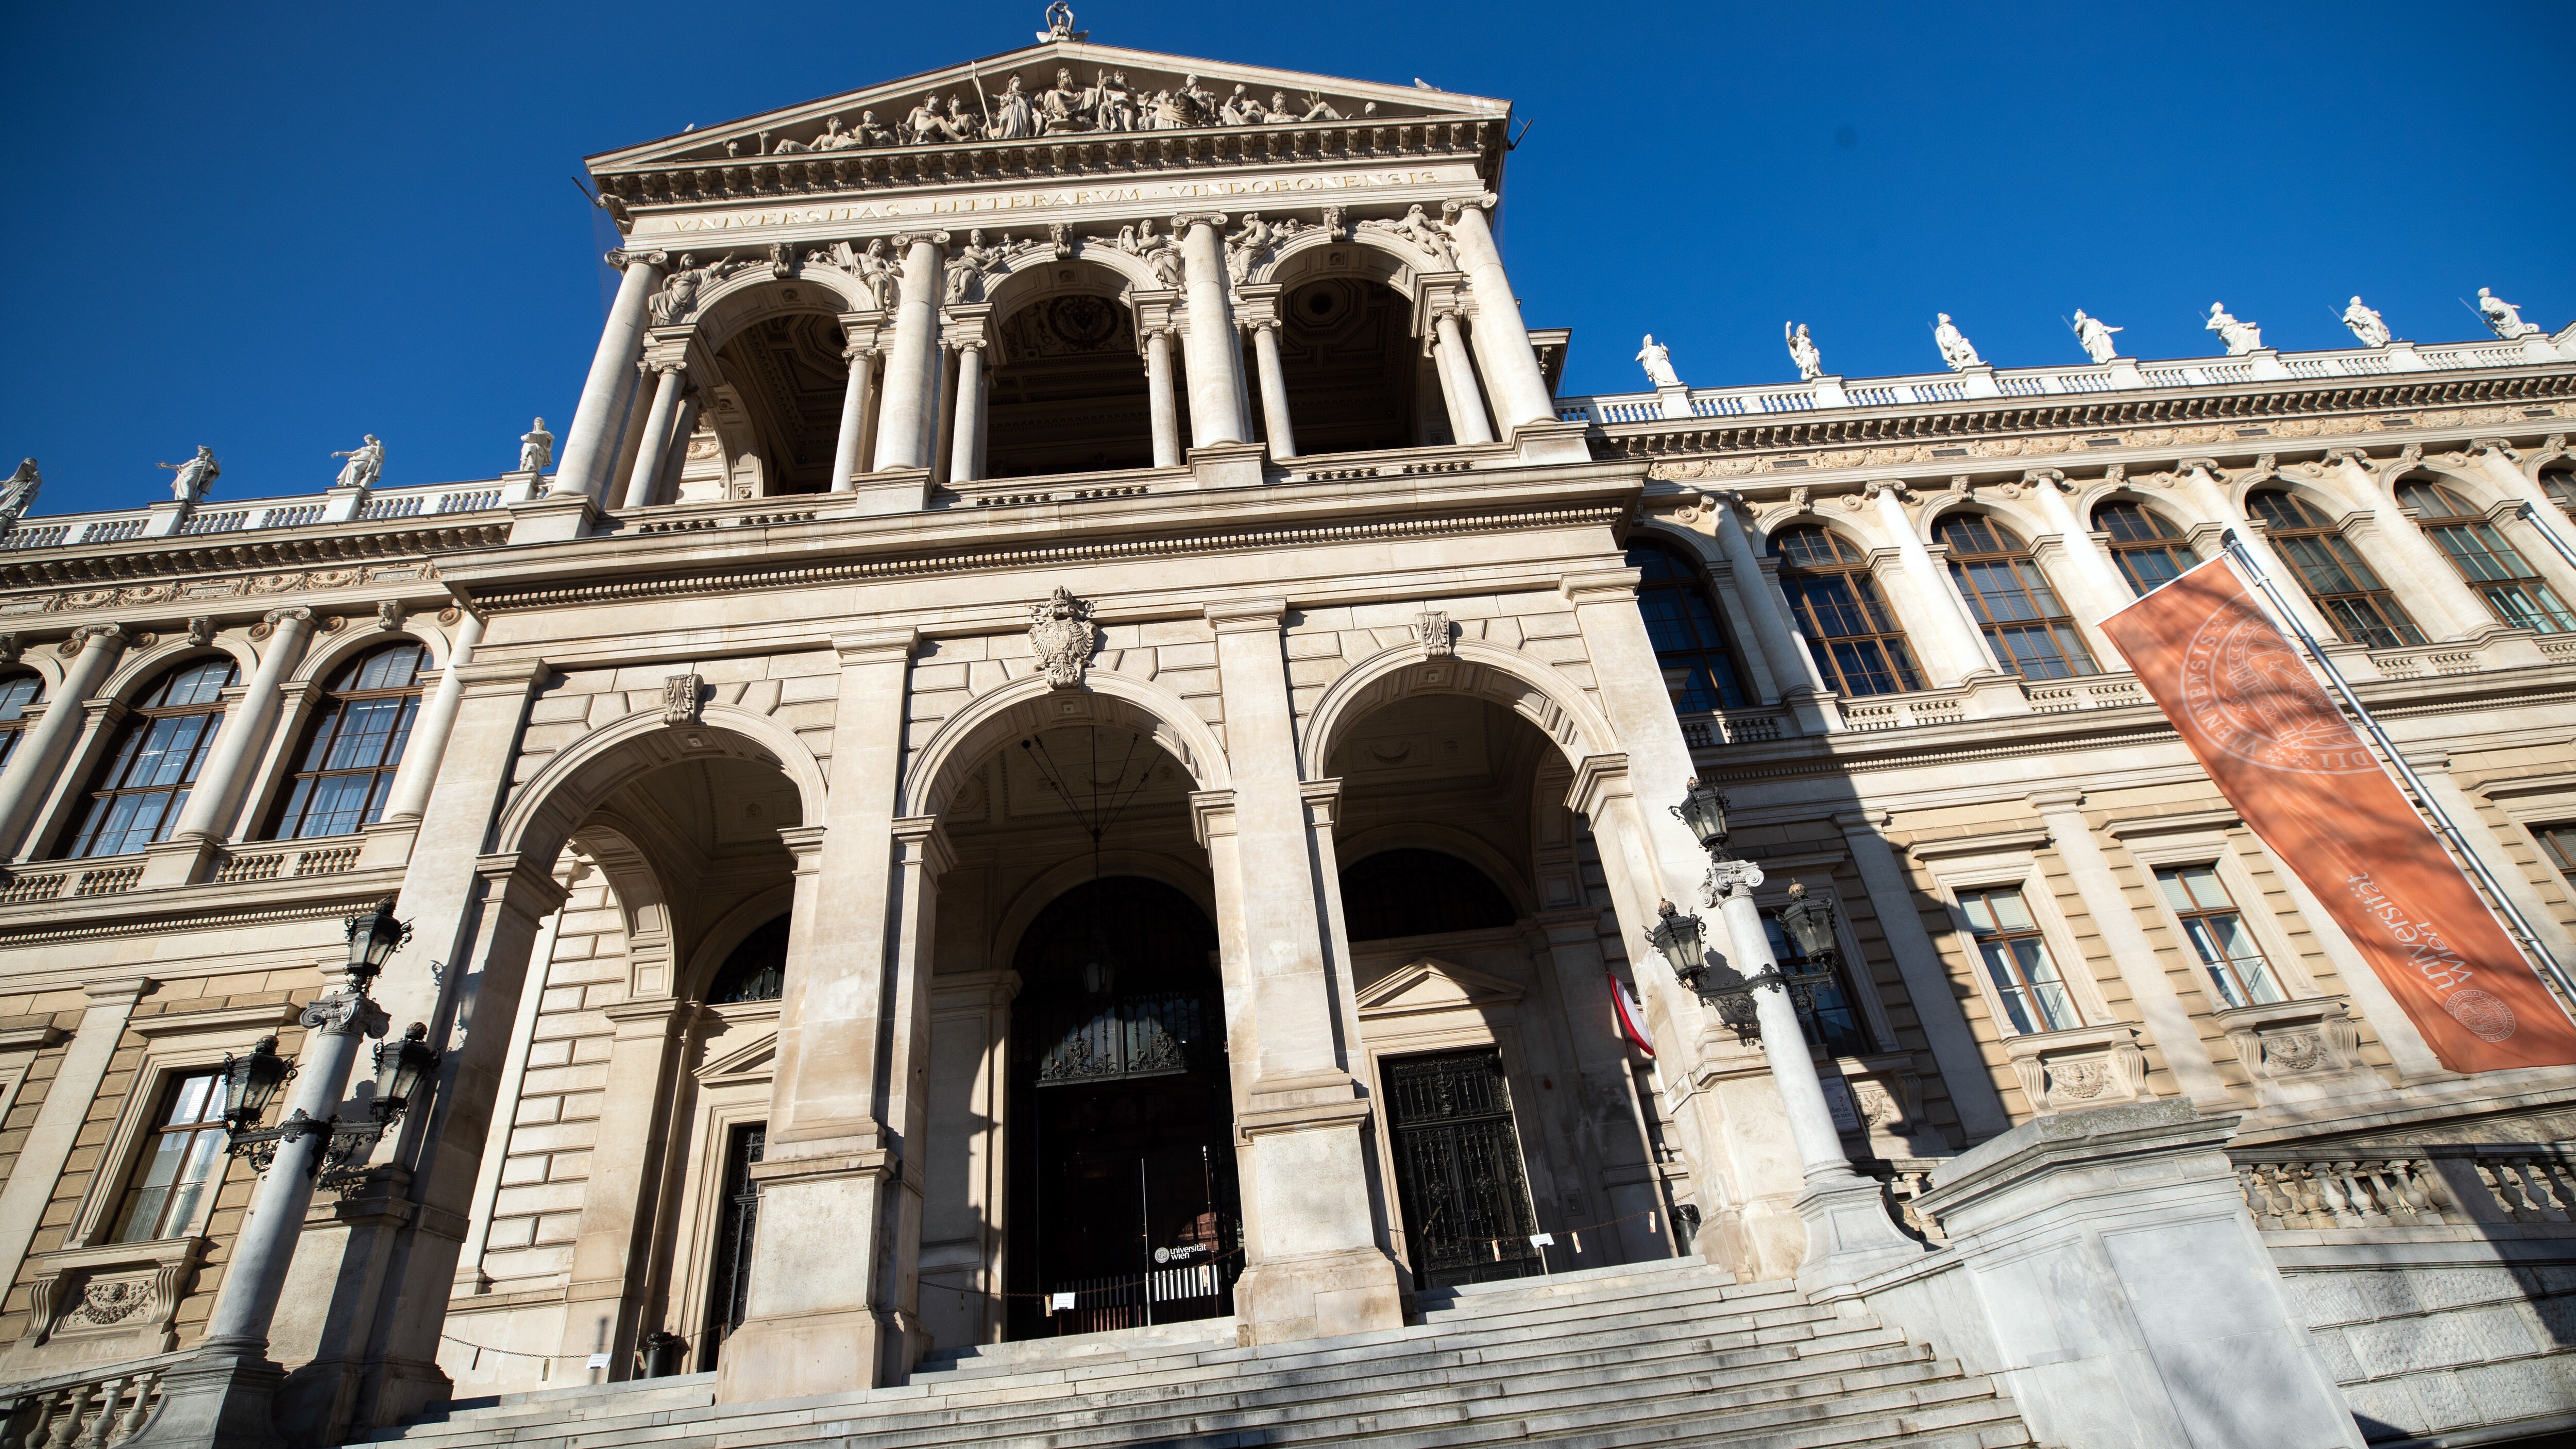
[[0, 519, 510, 592], [832, 627, 918, 665], [1203, 598, 1285, 633]]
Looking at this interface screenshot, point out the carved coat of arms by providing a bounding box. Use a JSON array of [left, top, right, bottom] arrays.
[[1029, 587, 1096, 689]]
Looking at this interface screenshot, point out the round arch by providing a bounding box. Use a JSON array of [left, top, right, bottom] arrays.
[[2390, 464, 2510, 513], [686, 266, 873, 353], [1330, 822, 1537, 918], [899, 670, 1229, 821], [5, 644, 71, 698], [1750, 508, 1878, 557], [1258, 229, 1434, 298], [981, 248, 1159, 317], [562, 818, 677, 1000], [493, 702, 829, 868], [1297, 637, 1618, 782], [2236, 477, 2362, 525], [98, 636, 258, 704], [290, 626, 450, 688], [1625, 518, 1727, 574], [988, 847, 1221, 975], [681, 882, 799, 1001], [1914, 493, 2051, 546]]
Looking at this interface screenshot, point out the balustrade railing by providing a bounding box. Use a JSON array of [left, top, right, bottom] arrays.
[[2233, 1143, 2576, 1231], [0, 1362, 167, 1449], [0, 858, 145, 905], [211, 842, 364, 884], [1677, 709, 1788, 748], [0, 482, 514, 555], [1858, 1158, 1948, 1245]]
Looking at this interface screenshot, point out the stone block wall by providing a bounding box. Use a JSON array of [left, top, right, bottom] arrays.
[[2279, 1251, 2576, 1440]]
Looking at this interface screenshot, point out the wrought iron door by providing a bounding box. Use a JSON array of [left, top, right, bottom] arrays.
[[702, 1121, 764, 1369], [1382, 1050, 1543, 1289]]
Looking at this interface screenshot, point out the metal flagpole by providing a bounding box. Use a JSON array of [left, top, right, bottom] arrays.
[[2219, 530, 2576, 1004], [2512, 500, 2576, 574]]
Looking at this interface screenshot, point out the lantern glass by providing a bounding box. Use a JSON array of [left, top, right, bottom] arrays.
[[1670, 779, 1730, 855], [221, 1036, 289, 1126], [347, 899, 410, 979], [1647, 899, 1707, 982], [1777, 883, 1839, 961], [375, 1022, 438, 1111]]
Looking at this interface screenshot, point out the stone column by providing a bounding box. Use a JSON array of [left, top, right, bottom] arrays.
[[870, 234, 948, 472], [555, 997, 698, 1377], [1173, 215, 1249, 447], [1440, 200, 1556, 432], [653, 391, 700, 503], [2022, 470, 2132, 652], [2172, 461, 2337, 641], [718, 630, 917, 1401], [2025, 789, 2235, 1110], [1144, 327, 1182, 467], [929, 344, 960, 489], [1704, 492, 1832, 704], [1202, 600, 1405, 1344], [378, 611, 484, 825], [0, 977, 150, 1298], [1248, 321, 1297, 459], [829, 341, 879, 491], [553, 249, 665, 500], [1531, 910, 1672, 1263], [1829, 810, 2011, 1139], [0, 624, 125, 859], [166, 609, 315, 844], [948, 342, 987, 484], [1431, 312, 1494, 445], [619, 362, 688, 509], [1869, 483, 2005, 689], [867, 816, 948, 1380], [2325, 453, 2490, 639]]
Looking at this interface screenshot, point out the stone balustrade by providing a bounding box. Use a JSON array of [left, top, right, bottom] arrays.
[[0, 1360, 171, 1448], [2232, 1143, 2576, 1232], [0, 859, 145, 905]]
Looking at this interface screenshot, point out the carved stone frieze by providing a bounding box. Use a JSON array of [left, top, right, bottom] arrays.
[[2002, 1022, 2153, 1117], [1029, 586, 1097, 689]]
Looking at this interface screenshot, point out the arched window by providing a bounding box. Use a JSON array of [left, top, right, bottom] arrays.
[[0, 672, 42, 772], [2542, 469, 2576, 522], [61, 657, 240, 859], [1338, 849, 1516, 940], [1936, 514, 2098, 679], [2244, 490, 2424, 650], [267, 642, 428, 840], [708, 913, 790, 1003], [2394, 478, 2576, 635], [1769, 526, 1921, 697], [1625, 540, 1751, 711], [2095, 502, 2201, 598]]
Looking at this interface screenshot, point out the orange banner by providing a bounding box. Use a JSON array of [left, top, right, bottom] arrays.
[[2100, 555, 2576, 1072]]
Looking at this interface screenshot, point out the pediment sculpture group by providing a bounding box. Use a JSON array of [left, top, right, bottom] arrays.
[[1642, 285, 2550, 391], [725, 67, 1378, 162]]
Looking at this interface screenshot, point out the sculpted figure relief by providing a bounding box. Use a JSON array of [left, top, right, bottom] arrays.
[[1029, 586, 1097, 689], [0, 459, 40, 530], [1784, 321, 1824, 380], [2478, 287, 2540, 340], [1636, 335, 1683, 388], [990, 75, 1037, 140], [2342, 296, 2392, 348], [903, 92, 956, 146], [159, 446, 221, 504], [1363, 204, 1452, 265], [1225, 213, 1276, 283], [650, 253, 747, 326], [1932, 313, 1982, 370], [329, 434, 385, 490], [2206, 302, 2262, 355], [2071, 309, 2123, 363], [518, 418, 554, 474], [944, 229, 1005, 303]]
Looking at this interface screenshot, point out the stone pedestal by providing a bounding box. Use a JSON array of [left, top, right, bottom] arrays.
[[503, 492, 599, 544], [845, 466, 931, 518], [121, 1341, 286, 1449], [1187, 440, 1267, 491]]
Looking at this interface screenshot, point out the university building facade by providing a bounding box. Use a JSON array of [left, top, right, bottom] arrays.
[[3, 25, 2576, 1449]]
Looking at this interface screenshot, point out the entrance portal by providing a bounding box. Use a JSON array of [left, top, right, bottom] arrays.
[[1382, 1049, 1544, 1290], [1007, 877, 1238, 1338]]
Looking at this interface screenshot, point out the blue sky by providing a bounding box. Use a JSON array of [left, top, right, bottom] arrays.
[[4, 1, 2569, 517]]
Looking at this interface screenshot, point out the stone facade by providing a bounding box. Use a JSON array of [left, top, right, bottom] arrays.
[[3, 27, 2575, 1449]]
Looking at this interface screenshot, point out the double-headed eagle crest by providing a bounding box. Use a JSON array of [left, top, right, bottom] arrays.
[[1029, 586, 1096, 689]]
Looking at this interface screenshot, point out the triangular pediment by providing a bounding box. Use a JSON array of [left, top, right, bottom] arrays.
[[693, 1026, 777, 1083], [589, 39, 1505, 173], [1357, 956, 1524, 1020]]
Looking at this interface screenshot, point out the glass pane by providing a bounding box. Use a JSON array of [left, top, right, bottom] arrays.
[[169, 1073, 216, 1124]]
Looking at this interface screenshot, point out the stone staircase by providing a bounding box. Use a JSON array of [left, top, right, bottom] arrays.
[[367, 1256, 2035, 1448]]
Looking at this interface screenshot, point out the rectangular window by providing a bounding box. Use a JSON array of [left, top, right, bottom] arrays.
[[2154, 865, 2286, 1009], [1958, 887, 2077, 1035], [2539, 824, 2576, 887], [113, 1071, 228, 1243], [1761, 915, 1871, 1057]]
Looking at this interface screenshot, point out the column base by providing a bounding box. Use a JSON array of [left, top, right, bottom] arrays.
[[1231, 1246, 1406, 1346], [1792, 1173, 1928, 1290], [1507, 418, 1595, 465], [123, 1340, 286, 1449], [845, 467, 931, 517], [1186, 441, 1267, 491], [504, 492, 601, 544], [140, 834, 221, 889], [714, 1305, 904, 1403]]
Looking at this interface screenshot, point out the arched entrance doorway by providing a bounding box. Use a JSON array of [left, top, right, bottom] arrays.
[[1006, 876, 1236, 1338]]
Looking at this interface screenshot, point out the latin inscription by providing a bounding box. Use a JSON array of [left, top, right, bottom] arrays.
[[656, 170, 1454, 232]]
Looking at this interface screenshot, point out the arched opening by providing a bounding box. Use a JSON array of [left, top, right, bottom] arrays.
[[266, 640, 427, 840], [1277, 276, 1437, 454], [2542, 467, 2576, 522], [2094, 500, 2202, 598], [1625, 538, 1753, 711], [1338, 849, 1515, 941], [0, 670, 43, 772], [1935, 513, 2097, 679], [2394, 476, 2576, 634], [2245, 489, 2424, 649], [56, 656, 240, 859], [985, 293, 1153, 478], [710, 311, 852, 495], [1769, 525, 1922, 697], [1005, 875, 1234, 1339], [707, 913, 789, 1003]]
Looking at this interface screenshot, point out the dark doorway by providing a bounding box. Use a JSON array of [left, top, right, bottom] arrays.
[[1381, 1049, 1543, 1290], [1278, 277, 1430, 454], [698, 1120, 764, 1371], [986, 294, 1153, 478], [1007, 877, 1238, 1339]]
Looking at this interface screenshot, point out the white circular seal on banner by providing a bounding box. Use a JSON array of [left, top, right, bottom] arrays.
[[2177, 599, 2380, 774], [2443, 988, 2517, 1043]]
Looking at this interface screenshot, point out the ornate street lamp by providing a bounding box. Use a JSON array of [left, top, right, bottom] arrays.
[[1669, 778, 1731, 858], [1775, 880, 1840, 966], [345, 897, 412, 990], [217, 1036, 293, 1137], [369, 1022, 442, 1126], [1645, 899, 1709, 991]]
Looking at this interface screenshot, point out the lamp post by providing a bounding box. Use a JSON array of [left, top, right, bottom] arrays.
[[137, 899, 439, 1449], [1645, 786, 1920, 1285]]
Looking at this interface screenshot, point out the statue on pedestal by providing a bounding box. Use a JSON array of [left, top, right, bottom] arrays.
[[2342, 296, 2391, 348], [2206, 302, 2262, 355], [989, 74, 1037, 140], [330, 435, 385, 490], [2478, 287, 2541, 340], [1933, 313, 1982, 370], [519, 419, 554, 475], [1636, 335, 1683, 389], [2072, 309, 2122, 364], [1784, 321, 1824, 381], [158, 446, 220, 504], [0, 459, 40, 531]]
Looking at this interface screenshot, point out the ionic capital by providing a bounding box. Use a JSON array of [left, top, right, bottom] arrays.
[[1168, 212, 1230, 232], [263, 607, 314, 629], [605, 248, 668, 272]]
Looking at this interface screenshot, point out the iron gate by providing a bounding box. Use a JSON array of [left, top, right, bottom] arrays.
[[1381, 1050, 1543, 1289]]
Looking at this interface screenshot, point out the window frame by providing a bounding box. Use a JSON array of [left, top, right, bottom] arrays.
[[109, 1069, 231, 1244], [2539, 469, 2576, 523], [1934, 512, 2101, 680], [2149, 862, 2289, 1011], [2093, 500, 2203, 599], [2121, 829, 2326, 1009], [1624, 535, 1756, 713], [2245, 489, 2426, 650], [0, 670, 44, 775], [65, 1005, 295, 1250], [264, 640, 430, 841], [1768, 524, 1925, 698], [2393, 477, 2576, 635], [56, 655, 243, 860], [1918, 849, 2112, 1041]]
